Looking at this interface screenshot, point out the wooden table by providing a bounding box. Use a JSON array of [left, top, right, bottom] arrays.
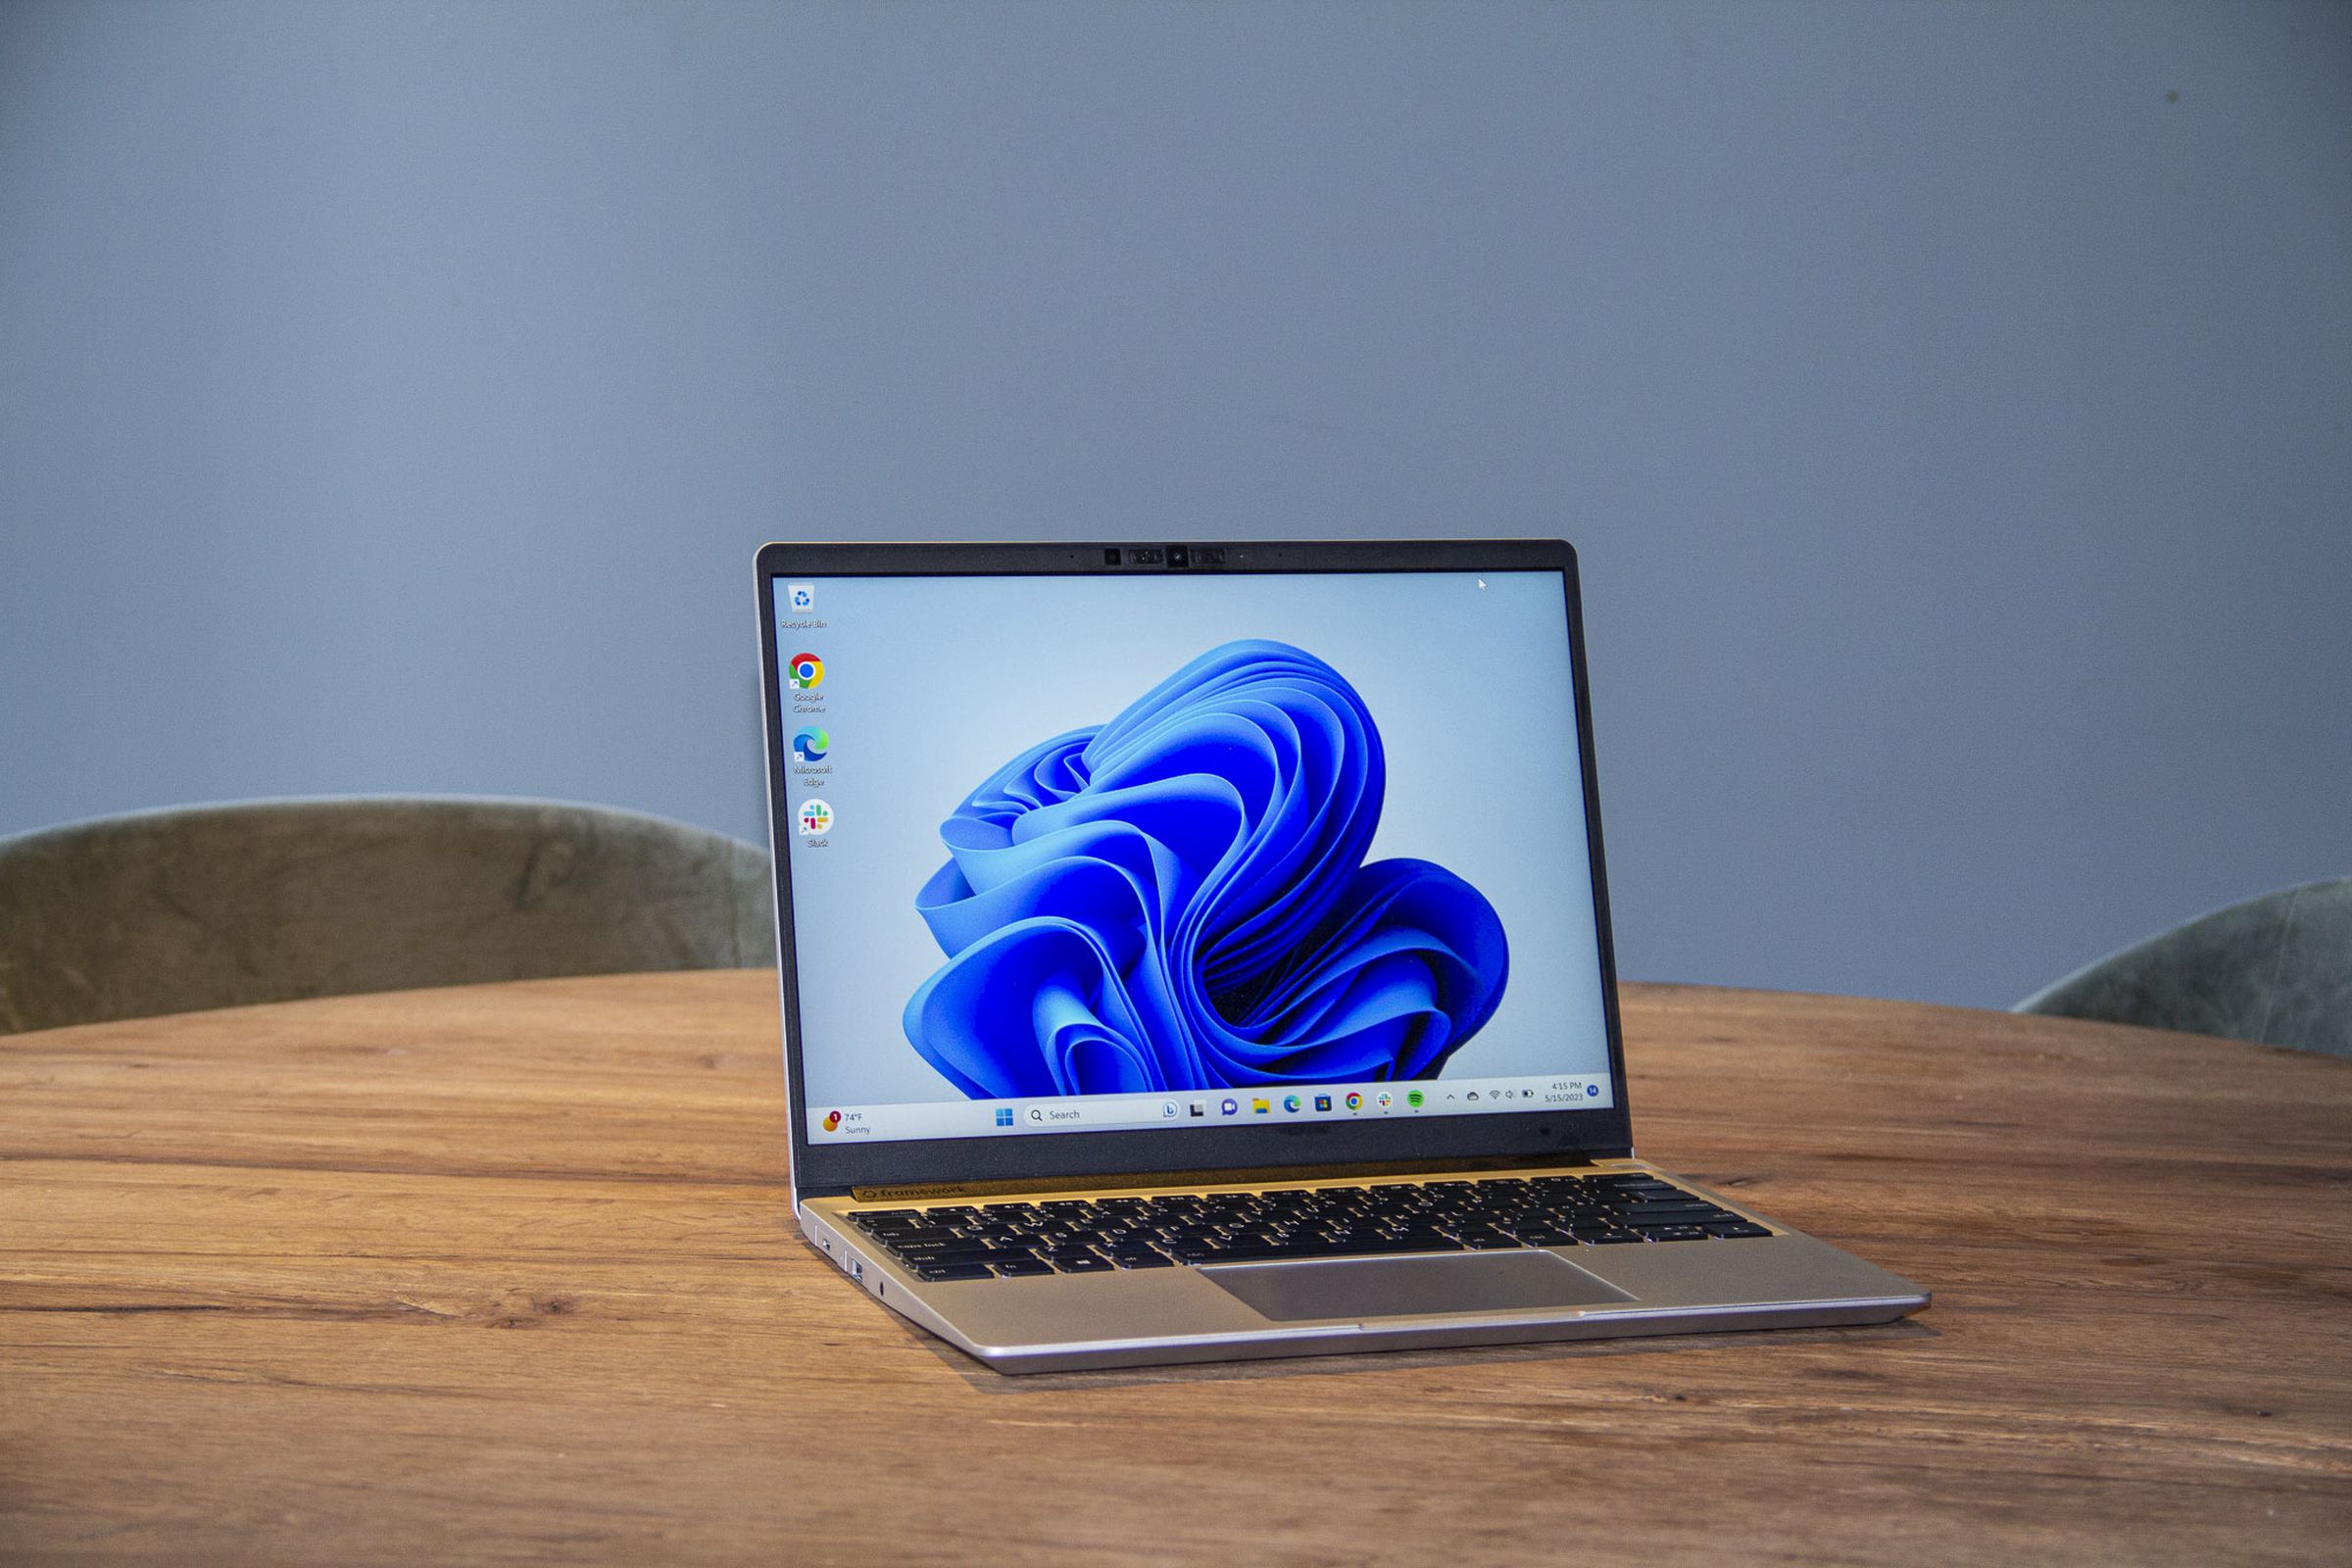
[[3, 972, 2347, 1564]]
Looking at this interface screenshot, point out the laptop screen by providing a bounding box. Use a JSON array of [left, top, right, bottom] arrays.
[[772, 564, 1615, 1150]]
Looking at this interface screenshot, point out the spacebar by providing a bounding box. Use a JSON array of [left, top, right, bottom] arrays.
[[1187, 1234, 1469, 1263]]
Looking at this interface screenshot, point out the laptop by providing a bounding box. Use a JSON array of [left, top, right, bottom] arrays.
[[756, 538, 1928, 1373]]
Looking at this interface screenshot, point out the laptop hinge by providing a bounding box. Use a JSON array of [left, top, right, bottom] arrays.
[[845, 1150, 1633, 1205]]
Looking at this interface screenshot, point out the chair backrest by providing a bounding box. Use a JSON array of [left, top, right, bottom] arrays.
[[2015, 877, 2352, 1058], [0, 797, 776, 1035]]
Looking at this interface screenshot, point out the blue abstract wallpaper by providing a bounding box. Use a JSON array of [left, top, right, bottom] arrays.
[[904, 641, 1509, 1097]]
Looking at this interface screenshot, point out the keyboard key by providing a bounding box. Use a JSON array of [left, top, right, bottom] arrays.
[[1293, 1234, 1458, 1259], [897, 1247, 1021, 1269], [1622, 1205, 1731, 1227], [1053, 1254, 1116, 1273], [1511, 1227, 1579, 1246], [991, 1256, 1054, 1276], [911, 1263, 995, 1281], [1705, 1221, 1773, 1239], [1191, 1243, 1295, 1263]]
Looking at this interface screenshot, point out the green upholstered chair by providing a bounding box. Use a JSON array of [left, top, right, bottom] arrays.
[[0, 797, 775, 1035], [2015, 877, 2352, 1059]]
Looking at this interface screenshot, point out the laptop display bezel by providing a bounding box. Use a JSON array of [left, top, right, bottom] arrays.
[[757, 539, 1635, 1197]]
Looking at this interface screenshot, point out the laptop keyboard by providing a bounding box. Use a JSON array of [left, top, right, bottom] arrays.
[[846, 1171, 1772, 1282]]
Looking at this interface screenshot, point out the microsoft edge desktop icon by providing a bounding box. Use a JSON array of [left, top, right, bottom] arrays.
[[792, 727, 830, 762]]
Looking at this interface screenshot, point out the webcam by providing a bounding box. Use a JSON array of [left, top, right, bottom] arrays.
[[1104, 545, 1225, 568]]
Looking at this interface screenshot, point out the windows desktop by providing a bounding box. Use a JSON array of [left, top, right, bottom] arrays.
[[776, 569, 1613, 1145]]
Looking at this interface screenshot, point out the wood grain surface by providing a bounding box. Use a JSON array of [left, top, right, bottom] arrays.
[[3, 971, 2347, 1565]]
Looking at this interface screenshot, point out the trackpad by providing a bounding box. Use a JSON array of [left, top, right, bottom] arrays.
[[1203, 1250, 1636, 1322]]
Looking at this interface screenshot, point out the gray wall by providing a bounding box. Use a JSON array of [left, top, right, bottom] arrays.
[[3, 0, 2347, 1009]]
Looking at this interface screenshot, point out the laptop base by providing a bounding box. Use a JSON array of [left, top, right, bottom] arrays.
[[801, 1164, 1928, 1375]]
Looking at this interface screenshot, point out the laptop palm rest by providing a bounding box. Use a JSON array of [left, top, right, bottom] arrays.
[[1202, 1250, 1637, 1322]]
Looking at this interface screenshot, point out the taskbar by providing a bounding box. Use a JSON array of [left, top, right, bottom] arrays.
[[808, 1074, 1614, 1144]]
